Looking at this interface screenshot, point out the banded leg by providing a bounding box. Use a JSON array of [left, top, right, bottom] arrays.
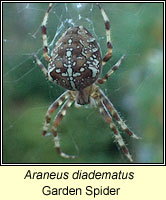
[[99, 88, 139, 139], [51, 98, 76, 159], [97, 3, 113, 66], [41, 3, 54, 62], [42, 91, 69, 136], [98, 55, 125, 84], [96, 98, 133, 162], [34, 54, 48, 78]]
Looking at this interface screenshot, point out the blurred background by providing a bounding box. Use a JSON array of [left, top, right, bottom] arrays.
[[3, 3, 163, 164]]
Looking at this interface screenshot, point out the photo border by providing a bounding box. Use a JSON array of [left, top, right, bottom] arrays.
[[1, 0, 165, 167]]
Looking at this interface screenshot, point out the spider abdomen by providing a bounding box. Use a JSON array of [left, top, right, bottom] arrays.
[[48, 26, 102, 91]]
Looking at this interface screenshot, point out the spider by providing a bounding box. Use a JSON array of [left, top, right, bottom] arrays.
[[34, 3, 139, 162]]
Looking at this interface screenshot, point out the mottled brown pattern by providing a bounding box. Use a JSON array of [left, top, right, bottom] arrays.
[[49, 26, 102, 91]]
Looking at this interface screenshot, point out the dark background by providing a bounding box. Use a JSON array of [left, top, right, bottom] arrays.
[[3, 3, 163, 163]]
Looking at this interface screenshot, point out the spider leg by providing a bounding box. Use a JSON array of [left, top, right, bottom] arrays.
[[96, 97, 133, 162], [42, 91, 69, 136], [97, 3, 113, 66], [51, 98, 76, 159], [98, 55, 125, 84], [41, 3, 54, 62], [99, 88, 140, 139], [34, 54, 48, 77]]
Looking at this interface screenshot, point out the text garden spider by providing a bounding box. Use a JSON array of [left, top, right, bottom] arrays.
[[34, 3, 139, 162]]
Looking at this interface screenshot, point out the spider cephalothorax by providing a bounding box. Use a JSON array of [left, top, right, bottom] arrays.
[[34, 3, 139, 162]]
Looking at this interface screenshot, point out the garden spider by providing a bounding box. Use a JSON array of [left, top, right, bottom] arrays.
[[34, 3, 139, 162]]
